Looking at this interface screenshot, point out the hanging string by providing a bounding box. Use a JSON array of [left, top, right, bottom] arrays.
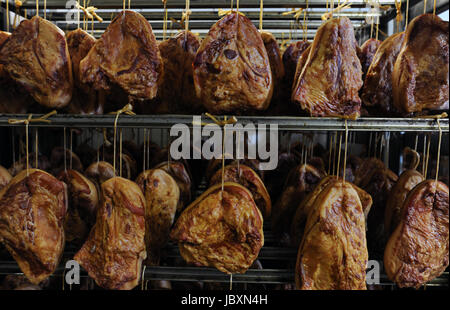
[[394, 0, 402, 33], [424, 133, 431, 179], [259, 0, 263, 30], [163, 0, 168, 40], [64, 128, 67, 172], [120, 129, 123, 177], [147, 130, 150, 170], [336, 132, 342, 179], [123, 0, 125, 10], [328, 134, 333, 175], [229, 274, 233, 290], [433, 0, 437, 15], [322, 0, 351, 20], [128, 0, 131, 9], [422, 135, 426, 176], [379, 134, 384, 160], [414, 134, 419, 152], [35, 129, 38, 168], [109, 104, 135, 175], [6, 0, 10, 32], [405, 0, 409, 30], [184, 0, 191, 41], [44, 0, 47, 19], [424, 0, 428, 13], [140, 265, 147, 290], [343, 120, 349, 183], [70, 129, 73, 169], [332, 132, 337, 175], [143, 129, 147, 172], [434, 119, 442, 185], [11, 128, 15, 170], [36, 0, 38, 17]]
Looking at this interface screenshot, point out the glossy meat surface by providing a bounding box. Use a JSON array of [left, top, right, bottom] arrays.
[[193, 12, 273, 114], [291, 176, 372, 248], [392, 14, 449, 114], [0, 169, 67, 284], [361, 32, 405, 115], [295, 180, 368, 290], [358, 38, 381, 80], [85, 161, 116, 192], [292, 17, 363, 118], [74, 177, 146, 290], [384, 169, 424, 236], [136, 169, 180, 265], [158, 31, 202, 113], [0, 17, 73, 109], [282, 40, 310, 90], [209, 164, 271, 219], [57, 170, 98, 245], [261, 31, 284, 84], [272, 164, 326, 236], [384, 180, 449, 288], [66, 29, 103, 115], [170, 183, 264, 274], [80, 10, 163, 102], [154, 161, 192, 212]]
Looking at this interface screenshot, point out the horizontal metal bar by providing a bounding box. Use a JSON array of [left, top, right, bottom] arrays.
[[0, 261, 447, 286], [3, 0, 401, 9], [0, 114, 448, 132]]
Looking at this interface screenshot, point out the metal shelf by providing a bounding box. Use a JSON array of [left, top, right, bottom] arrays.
[[0, 260, 447, 286], [0, 114, 448, 132]]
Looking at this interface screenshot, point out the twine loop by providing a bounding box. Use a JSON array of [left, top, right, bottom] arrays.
[[76, 2, 103, 22], [8, 110, 57, 125], [322, 1, 351, 20]]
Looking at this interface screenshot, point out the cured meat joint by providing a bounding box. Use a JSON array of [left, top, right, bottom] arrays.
[[0, 0, 448, 295]]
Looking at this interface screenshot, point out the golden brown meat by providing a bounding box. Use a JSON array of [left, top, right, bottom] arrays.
[[205, 157, 263, 183], [355, 158, 398, 255], [260, 30, 284, 114], [0, 165, 12, 191], [291, 176, 372, 248], [80, 10, 163, 104], [57, 170, 99, 245], [136, 169, 180, 265], [193, 12, 273, 114], [361, 32, 405, 115], [272, 164, 326, 237], [292, 17, 362, 118], [282, 40, 310, 91], [66, 29, 103, 115], [85, 161, 116, 190], [0, 17, 73, 109], [358, 38, 381, 80], [0, 169, 67, 284], [392, 14, 449, 114], [0, 30, 35, 114], [154, 161, 192, 211], [0, 31, 10, 79], [74, 177, 146, 290], [170, 183, 264, 274], [385, 169, 424, 236], [209, 164, 271, 219], [384, 180, 449, 288], [295, 179, 368, 290], [157, 31, 202, 114]]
